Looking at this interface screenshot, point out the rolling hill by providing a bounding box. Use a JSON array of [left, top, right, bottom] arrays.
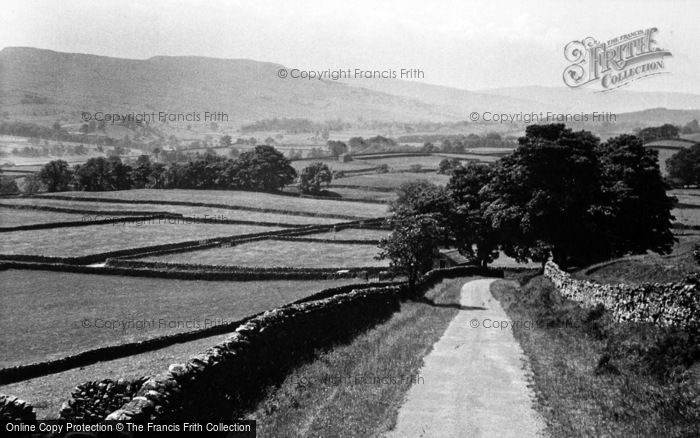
[[1, 47, 700, 130]]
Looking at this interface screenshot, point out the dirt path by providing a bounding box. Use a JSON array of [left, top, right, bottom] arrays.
[[385, 278, 546, 438]]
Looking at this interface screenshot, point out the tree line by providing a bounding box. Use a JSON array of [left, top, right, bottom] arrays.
[[378, 124, 677, 285], [32, 145, 333, 194]]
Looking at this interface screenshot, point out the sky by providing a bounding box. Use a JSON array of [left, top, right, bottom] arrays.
[[2, 0, 699, 93]]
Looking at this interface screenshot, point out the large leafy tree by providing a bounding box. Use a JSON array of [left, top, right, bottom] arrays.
[[666, 144, 700, 187], [299, 162, 332, 195], [229, 145, 296, 191], [483, 124, 603, 267], [38, 159, 72, 192], [377, 214, 444, 289], [391, 180, 453, 221], [73, 157, 132, 191], [447, 162, 499, 267], [596, 134, 676, 257]]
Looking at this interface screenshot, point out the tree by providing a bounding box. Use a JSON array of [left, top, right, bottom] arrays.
[[20, 173, 44, 194], [681, 119, 699, 134], [377, 214, 444, 290], [326, 140, 348, 157], [38, 160, 72, 192], [637, 124, 680, 143], [228, 145, 296, 191], [73, 157, 132, 191], [220, 135, 232, 148], [0, 172, 19, 194], [666, 144, 700, 187], [447, 162, 499, 267], [131, 155, 153, 188], [483, 124, 603, 267], [596, 134, 676, 258], [299, 162, 332, 195], [438, 158, 461, 174]]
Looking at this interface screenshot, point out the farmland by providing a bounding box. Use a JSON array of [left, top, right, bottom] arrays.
[[0, 207, 101, 228], [333, 172, 451, 189], [301, 227, 390, 241], [0, 198, 343, 224], [138, 240, 388, 268], [39, 189, 389, 218], [0, 269, 360, 368], [0, 222, 281, 257]]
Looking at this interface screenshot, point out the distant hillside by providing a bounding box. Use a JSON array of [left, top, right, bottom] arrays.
[[2, 47, 700, 131], [482, 86, 700, 114], [0, 47, 458, 125]]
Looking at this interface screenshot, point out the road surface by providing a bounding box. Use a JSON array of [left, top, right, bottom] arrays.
[[385, 278, 547, 438]]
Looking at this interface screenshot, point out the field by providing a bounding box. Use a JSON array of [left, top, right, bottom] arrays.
[[0, 207, 104, 228], [302, 228, 390, 241], [322, 187, 396, 202], [577, 232, 700, 284], [0, 222, 281, 257], [0, 269, 360, 368], [290, 158, 377, 173], [138, 240, 388, 268], [333, 172, 451, 189], [354, 155, 464, 170], [41, 189, 389, 218], [0, 198, 343, 225]]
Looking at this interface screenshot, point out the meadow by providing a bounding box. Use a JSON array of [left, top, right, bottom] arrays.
[[0, 198, 343, 224], [0, 269, 360, 368], [301, 227, 390, 241], [332, 172, 451, 189], [41, 189, 389, 218], [0, 207, 102, 228], [0, 222, 281, 257], [138, 240, 388, 268]]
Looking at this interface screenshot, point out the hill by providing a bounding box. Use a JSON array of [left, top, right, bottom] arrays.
[[0, 47, 458, 125]]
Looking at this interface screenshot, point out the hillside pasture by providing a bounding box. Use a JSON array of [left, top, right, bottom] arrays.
[[672, 207, 700, 227], [290, 158, 377, 173], [0, 222, 281, 257], [332, 172, 451, 189], [0, 270, 359, 368], [0, 207, 106, 228], [0, 198, 342, 225], [323, 187, 396, 202], [576, 232, 700, 284], [138, 240, 388, 269], [39, 189, 389, 218], [300, 227, 390, 241], [354, 154, 460, 170]]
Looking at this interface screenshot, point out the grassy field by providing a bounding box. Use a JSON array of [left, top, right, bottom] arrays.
[[673, 207, 700, 226], [0, 207, 105, 228], [355, 155, 463, 170], [0, 222, 280, 257], [490, 278, 700, 437], [333, 172, 451, 189], [246, 277, 469, 437], [0, 270, 360, 368], [139, 240, 388, 268], [0, 198, 342, 224], [0, 331, 233, 419], [302, 228, 390, 241], [41, 189, 389, 218], [670, 189, 700, 206], [324, 187, 396, 202], [290, 158, 377, 173], [576, 232, 700, 284]]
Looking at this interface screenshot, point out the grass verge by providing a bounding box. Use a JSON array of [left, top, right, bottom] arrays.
[[490, 277, 700, 437], [245, 277, 469, 437]]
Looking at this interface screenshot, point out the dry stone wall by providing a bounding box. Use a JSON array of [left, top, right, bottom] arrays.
[[544, 261, 699, 329]]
